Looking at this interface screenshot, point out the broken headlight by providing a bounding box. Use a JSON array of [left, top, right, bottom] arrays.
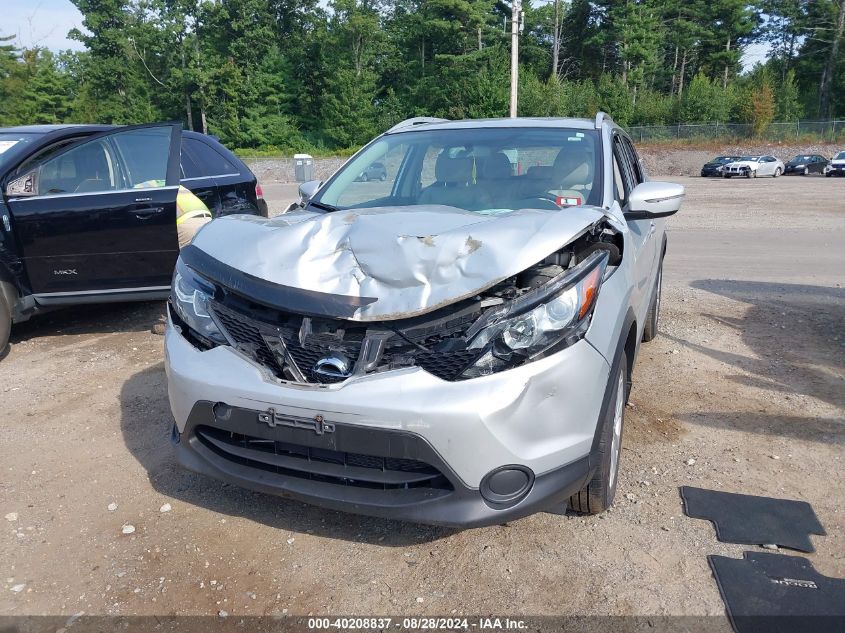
[[462, 250, 608, 378], [171, 258, 226, 345]]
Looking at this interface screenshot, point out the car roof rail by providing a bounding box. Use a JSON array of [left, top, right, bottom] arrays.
[[386, 117, 449, 133], [595, 111, 613, 130]]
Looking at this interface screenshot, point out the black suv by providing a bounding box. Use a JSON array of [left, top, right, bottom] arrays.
[[0, 123, 267, 354]]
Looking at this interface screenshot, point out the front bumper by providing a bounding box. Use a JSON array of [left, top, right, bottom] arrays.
[[828, 165, 845, 175], [165, 315, 611, 526], [173, 401, 591, 527]]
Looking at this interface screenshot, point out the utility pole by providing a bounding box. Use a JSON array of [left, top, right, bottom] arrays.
[[509, 0, 522, 118]]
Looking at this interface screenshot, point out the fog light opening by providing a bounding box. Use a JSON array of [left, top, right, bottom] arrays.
[[480, 465, 534, 507]]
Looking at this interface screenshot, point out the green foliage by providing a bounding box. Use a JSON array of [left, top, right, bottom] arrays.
[[1, 0, 838, 149]]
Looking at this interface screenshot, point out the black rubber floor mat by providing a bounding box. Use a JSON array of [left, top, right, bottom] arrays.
[[709, 551, 845, 633], [680, 486, 825, 552]]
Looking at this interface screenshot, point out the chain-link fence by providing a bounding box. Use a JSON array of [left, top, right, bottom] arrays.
[[625, 120, 845, 143]]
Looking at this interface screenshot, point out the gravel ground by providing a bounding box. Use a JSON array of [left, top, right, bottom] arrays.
[[0, 173, 843, 622]]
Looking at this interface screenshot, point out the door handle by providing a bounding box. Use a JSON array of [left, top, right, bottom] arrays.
[[133, 206, 164, 219]]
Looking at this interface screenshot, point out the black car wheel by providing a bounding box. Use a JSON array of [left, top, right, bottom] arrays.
[[379, 173, 386, 181], [803, 167, 809, 176], [0, 290, 11, 359], [361, 173, 369, 182], [568, 351, 628, 515]]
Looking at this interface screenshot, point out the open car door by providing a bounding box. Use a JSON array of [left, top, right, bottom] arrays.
[[4, 123, 181, 298]]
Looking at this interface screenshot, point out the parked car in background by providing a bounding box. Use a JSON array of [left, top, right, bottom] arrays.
[[700, 156, 742, 177], [0, 123, 266, 355], [784, 154, 830, 176], [826, 151, 845, 176], [722, 155, 784, 178], [356, 161, 387, 181], [165, 113, 684, 526]]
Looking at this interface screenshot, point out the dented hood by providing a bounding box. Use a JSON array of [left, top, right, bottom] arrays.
[[189, 205, 608, 321]]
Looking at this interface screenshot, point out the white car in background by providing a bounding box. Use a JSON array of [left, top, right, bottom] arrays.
[[722, 155, 784, 178], [827, 151, 845, 177]]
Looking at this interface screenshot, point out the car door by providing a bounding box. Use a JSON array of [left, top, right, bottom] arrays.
[[180, 137, 221, 216], [182, 136, 254, 217], [612, 134, 657, 322], [4, 123, 181, 295]]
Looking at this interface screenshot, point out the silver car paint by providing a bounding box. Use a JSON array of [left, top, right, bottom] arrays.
[[165, 117, 676, 493], [189, 204, 611, 321], [165, 323, 610, 487]]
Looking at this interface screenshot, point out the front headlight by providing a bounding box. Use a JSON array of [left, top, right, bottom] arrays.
[[462, 251, 608, 378], [171, 258, 226, 345]]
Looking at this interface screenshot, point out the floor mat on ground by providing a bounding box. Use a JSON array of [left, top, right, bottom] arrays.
[[709, 551, 845, 633], [680, 486, 825, 552]]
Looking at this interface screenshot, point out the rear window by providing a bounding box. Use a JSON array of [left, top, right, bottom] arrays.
[[182, 137, 238, 178]]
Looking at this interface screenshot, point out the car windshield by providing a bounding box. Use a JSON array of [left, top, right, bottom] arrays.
[[715, 156, 735, 162], [835, 152, 845, 160], [312, 127, 603, 213], [740, 156, 760, 161], [792, 155, 812, 162], [0, 132, 42, 173]]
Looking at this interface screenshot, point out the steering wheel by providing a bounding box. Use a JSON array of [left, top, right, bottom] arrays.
[[513, 194, 562, 210]]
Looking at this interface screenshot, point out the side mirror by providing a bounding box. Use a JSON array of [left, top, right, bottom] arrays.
[[625, 181, 684, 220], [298, 180, 322, 206], [6, 169, 38, 197]]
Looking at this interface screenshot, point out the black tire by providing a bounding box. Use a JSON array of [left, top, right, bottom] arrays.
[[0, 291, 11, 359], [361, 173, 368, 182], [642, 263, 662, 342], [568, 352, 627, 515], [724, 174, 731, 179], [746, 169, 754, 179], [379, 173, 386, 181]]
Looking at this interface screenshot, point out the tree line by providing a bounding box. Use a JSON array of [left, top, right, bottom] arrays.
[[1, 0, 843, 151]]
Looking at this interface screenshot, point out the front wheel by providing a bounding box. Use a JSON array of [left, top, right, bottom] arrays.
[[746, 169, 754, 179], [774, 167, 781, 177], [361, 173, 368, 182], [379, 173, 386, 181], [0, 291, 11, 359], [568, 352, 627, 515]]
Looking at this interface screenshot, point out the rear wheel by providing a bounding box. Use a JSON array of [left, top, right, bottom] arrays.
[[379, 173, 386, 181], [642, 263, 662, 342], [568, 353, 627, 515], [361, 173, 368, 182]]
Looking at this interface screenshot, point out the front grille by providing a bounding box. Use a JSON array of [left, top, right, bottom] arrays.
[[195, 425, 452, 491], [208, 299, 484, 384], [210, 302, 360, 384]]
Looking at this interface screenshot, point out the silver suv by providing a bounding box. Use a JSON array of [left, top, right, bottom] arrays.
[[165, 114, 683, 526]]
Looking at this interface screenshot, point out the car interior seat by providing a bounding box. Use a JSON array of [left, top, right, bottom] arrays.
[[418, 152, 482, 209], [73, 142, 113, 193], [477, 152, 514, 205], [553, 148, 593, 191]]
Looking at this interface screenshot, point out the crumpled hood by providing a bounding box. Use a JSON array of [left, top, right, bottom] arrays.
[[189, 205, 608, 321], [726, 161, 758, 169]]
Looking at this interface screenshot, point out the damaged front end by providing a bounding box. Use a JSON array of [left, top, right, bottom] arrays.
[[170, 217, 621, 385]]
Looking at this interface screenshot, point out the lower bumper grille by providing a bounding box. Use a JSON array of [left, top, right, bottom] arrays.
[[195, 425, 453, 491]]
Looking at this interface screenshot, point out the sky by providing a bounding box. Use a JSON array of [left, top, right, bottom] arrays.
[[4, 0, 770, 70]]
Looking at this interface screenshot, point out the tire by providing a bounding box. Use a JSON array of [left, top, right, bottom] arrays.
[[642, 263, 662, 342], [379, 173, 386, 181], [774, 167, 781, 177], [0, 291, 11, 360], [568, 352, 627, 515], [746, 169, 754, 179], [826, 171, 832, 178], [361, 173, 368, 182], [724, 174, 731, 179], [802, 167, 808, 176]]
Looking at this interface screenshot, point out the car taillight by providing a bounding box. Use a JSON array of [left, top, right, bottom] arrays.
[[255, 183, 264, 199]]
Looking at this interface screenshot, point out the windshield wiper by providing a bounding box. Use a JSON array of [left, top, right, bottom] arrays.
[[308, 200, 340, 213]]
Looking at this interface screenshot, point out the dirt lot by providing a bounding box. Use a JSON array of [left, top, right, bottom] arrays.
[[1, 173, 843, 623]]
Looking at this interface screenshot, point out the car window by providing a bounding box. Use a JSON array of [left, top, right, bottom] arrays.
[[180, 146, 202, 179], [316, 127, 602, 212], [621, 137, 643, 185], [183, 137, 238, 177], [109, 126, 172, 188], [38, 137, 118, 195], [612, 137, 632, 206], [336, 142, 408, 208], [0, 132, 41, 173]]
